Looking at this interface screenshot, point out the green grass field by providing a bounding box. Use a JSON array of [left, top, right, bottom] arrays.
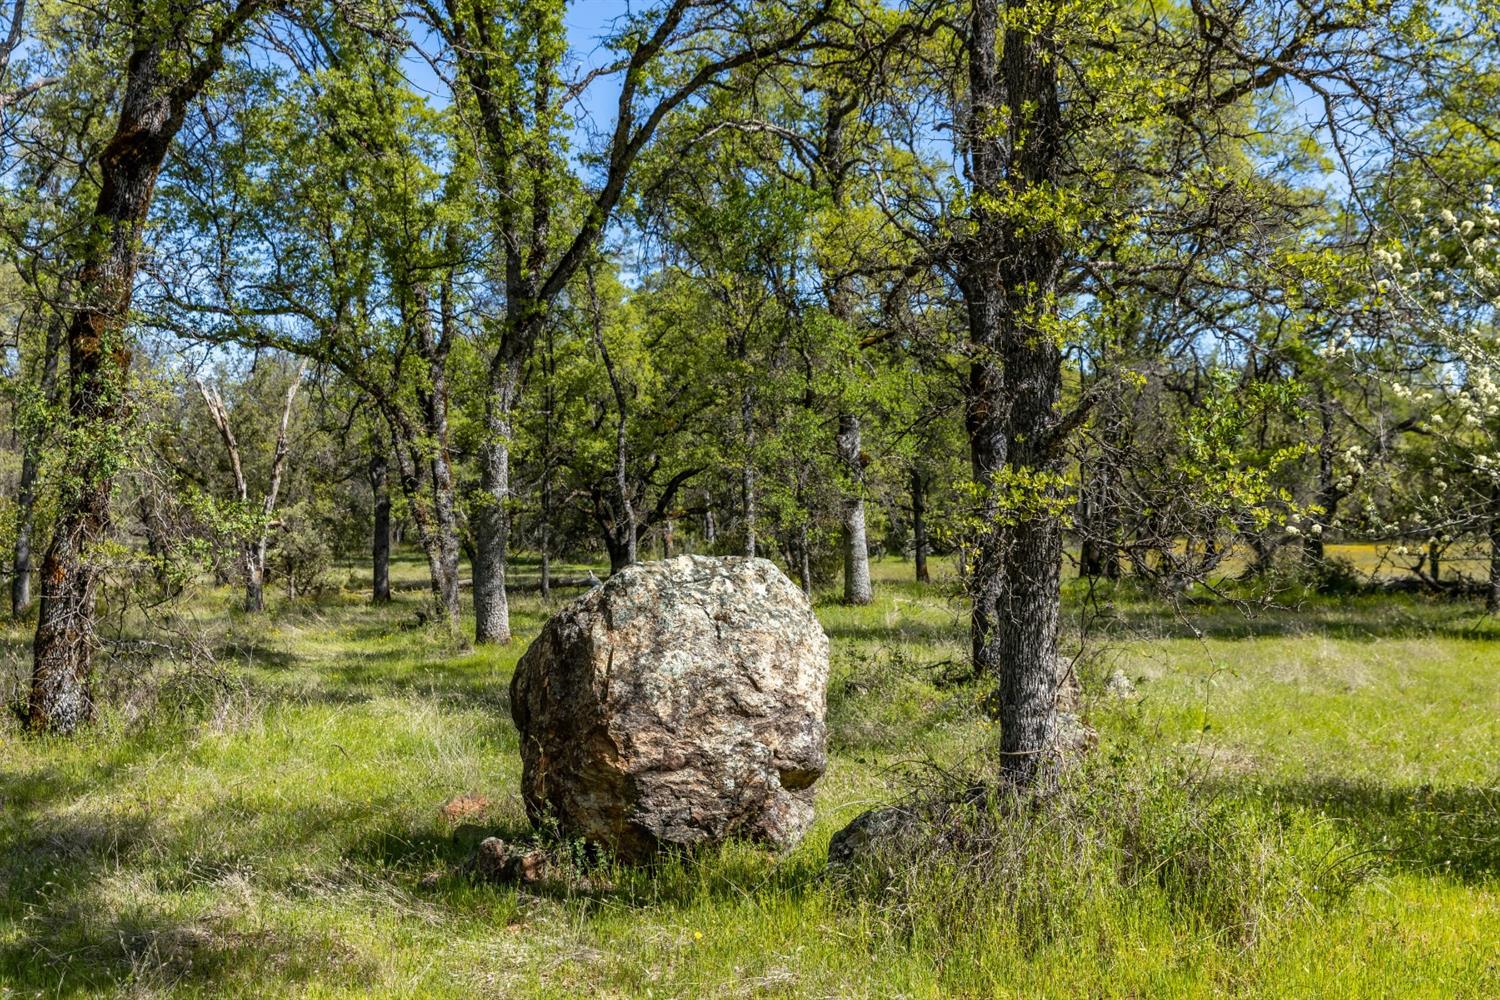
[[2, 555, 1497, 998]]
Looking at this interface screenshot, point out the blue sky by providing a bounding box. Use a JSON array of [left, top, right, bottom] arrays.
[[562, 3, 629, 145]]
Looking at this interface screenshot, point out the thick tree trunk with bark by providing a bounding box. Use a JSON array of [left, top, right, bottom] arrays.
[[960, 0, 1068, 785], [30, 50, 183, 730], [370, 452, 391, 603], [27, 0, 265, 733]]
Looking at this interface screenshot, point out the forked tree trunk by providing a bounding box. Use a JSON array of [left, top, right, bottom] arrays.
[[196, 362, 302, 613]]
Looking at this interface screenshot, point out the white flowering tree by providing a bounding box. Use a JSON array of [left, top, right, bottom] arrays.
[[1372, 183, 1500, 603]]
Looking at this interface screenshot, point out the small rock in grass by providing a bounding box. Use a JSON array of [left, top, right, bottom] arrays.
[[469, 837, 549, 886], [827, 806, 919, 869]]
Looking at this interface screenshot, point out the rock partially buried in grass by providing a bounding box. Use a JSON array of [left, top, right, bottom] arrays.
[[469, 837, 549, 886], [510, 555, 830, 863]]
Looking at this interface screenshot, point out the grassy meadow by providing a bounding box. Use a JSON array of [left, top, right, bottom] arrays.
[[2, 553, 1498, 998]]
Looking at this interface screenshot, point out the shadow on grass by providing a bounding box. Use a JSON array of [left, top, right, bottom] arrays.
[[0, 807, 374, 996], [1077, 588, 1500, 644], [821, 619, 965, 645], [1223, 775, 1500, 883], [313, 647, 516, 713]]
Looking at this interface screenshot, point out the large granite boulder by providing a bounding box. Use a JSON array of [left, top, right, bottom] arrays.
[[509, 555, 829, 862]]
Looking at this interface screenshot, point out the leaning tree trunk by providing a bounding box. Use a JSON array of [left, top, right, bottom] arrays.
[[26, 0, 265, 737], [836, 413, 873, 604], [370, 452, 391, 603]]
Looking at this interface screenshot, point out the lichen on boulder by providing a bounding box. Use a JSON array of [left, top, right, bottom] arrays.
[[509, 555, 830, 862]]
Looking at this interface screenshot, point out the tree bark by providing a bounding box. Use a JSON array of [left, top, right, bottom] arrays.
[[836, 413, 873, 603], [370, 451, 391, 603], [473, 358, 522, 643], [29, 4, 265, 732], [741, 385, 757, 557], [960, 0, 1068, 785], [1488, 488, 1500, 613]]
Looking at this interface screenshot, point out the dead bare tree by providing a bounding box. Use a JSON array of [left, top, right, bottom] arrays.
[[195, 361, 307, 612]]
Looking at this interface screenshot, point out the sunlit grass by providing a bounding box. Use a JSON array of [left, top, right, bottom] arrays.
[[1, 553, 1497, 997]]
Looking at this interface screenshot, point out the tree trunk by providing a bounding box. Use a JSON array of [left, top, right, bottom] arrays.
[[798, 522, 813, 595], [473, 360, 521, 644], [960, 0, 1068, 785], [1488, 490, 1500, 613], [912, 468, 930, 583], [740, 384, 757, 557], [836, 413, 873, 604], [539, 327, 556, 600], [1078, 445, 1121, 580], [605, 532, 631, 576], [538, 475, 552, 600], [29, 40, 193, 732], [370, 452, 391, 602], [1302, 385, 1341, 575], [385, 412, 455, 620]]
